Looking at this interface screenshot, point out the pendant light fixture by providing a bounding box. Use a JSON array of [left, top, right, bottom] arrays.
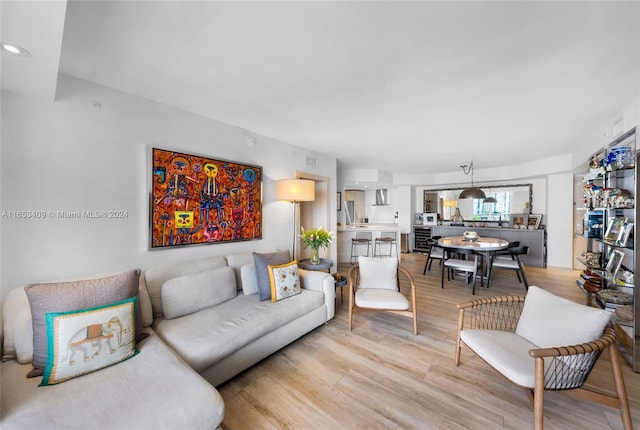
[[483, 190, 497, 204], [459, 161, 486, 199]]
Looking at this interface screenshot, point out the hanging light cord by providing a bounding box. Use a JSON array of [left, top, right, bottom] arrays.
[[460, 162, 474, 185]]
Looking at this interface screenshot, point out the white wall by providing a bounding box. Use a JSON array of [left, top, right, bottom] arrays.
[[0, 75, 336, 295], [546, 173, 574, 268]]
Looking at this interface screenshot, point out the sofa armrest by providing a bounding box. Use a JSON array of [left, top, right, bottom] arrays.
[[299, 269, 335, 321]]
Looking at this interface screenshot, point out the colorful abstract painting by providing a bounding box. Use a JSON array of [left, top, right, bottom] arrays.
[[150, 148, 262, 249]]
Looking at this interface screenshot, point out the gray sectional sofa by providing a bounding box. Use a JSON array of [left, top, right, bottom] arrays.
[[1, 251, 336, 429]]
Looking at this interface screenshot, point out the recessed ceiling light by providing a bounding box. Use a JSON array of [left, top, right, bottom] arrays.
[[1, 42, 32, 57]]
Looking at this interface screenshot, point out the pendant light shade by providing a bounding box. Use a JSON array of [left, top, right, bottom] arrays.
[[459, 161, 486, 200], [483, 195, 498, 204], [460, 187, 487, 199]]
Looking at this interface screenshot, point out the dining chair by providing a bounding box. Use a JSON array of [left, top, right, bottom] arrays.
[[423, 236, 444, 274], [350, 231, 372, 264], [487, 245, 529, 290], [441, 248, 480, 294]]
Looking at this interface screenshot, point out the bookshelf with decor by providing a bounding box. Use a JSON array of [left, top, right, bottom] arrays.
[[577, 126, 638, 371]]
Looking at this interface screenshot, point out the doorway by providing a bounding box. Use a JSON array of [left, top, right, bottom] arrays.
[[298, 173, 332, 265]]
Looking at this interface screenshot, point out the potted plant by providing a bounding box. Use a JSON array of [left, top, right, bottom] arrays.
[[300, 226, 333, 264]]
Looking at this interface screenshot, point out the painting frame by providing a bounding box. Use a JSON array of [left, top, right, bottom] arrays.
[[509, 213, 528, 229], [337, 192, 342, 211], [149, 147, 263, 249], [605, 249, 625, 279], [423, 213, 438, 226], [617, 222, 634, 247], [604, 217, 627, 243], [527, 214, 542, 229]]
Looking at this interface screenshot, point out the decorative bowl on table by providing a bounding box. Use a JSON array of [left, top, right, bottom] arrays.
[[463, 231, 479, 241]]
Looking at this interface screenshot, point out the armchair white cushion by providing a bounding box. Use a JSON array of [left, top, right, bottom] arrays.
[[357, 256, 398, 290], [354, 289, 409, 310], [515, 286, 611, 348]]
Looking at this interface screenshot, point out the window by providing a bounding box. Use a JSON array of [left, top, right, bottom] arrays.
[[472, 192, 511, 220]]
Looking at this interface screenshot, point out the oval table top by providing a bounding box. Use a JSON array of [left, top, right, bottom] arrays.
[[438, 236, 509, 251]]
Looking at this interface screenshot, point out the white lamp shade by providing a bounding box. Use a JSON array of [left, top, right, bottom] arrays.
[[275, 179, 315, 202]]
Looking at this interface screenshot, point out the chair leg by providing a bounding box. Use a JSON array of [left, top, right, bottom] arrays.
[[423, 257, 429, 274], [609, 342, 633, 430], [441, 262, 446, 289], [412, 299, 418, 336], [471, 267, 478, 295], [517, 257, 529, 290], [487, 255, 494, 288], [455, 308, 465, 366], [534, 357, 545, 430], [348, 288, 354, 331]]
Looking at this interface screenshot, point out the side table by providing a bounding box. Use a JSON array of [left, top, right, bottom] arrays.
[[298, 258, 333, 273], [334, 276, 347, 304]]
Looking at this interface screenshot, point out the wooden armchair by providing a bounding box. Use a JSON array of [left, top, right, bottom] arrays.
[[348, 256, 418, 335], [455, 287, 632, 430]]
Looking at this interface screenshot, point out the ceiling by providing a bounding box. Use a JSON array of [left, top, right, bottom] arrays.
[[2, 1, 639, 177]]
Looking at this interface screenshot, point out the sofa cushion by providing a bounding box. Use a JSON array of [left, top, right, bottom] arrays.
[[144, 256, 228, 319], [516, 286, 611, 348], [240, 263, 259, 295], [358, 256, 398, 290], [2, 287, 33, 363], [268, 261, 301, 302], [41, 297, 138, 386], [0, 330, 225, 429], [154, 289, 324, 372], [225, 252, 257, 291], [161, 266, 237, 319], [24, 269, 141, 376], [253, 251, 291, 301]]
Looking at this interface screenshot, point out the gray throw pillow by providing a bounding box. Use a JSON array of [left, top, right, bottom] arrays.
[[252, 251, 291, 301], [24, 269, 141, 377]]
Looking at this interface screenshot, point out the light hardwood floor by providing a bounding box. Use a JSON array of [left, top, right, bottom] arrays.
[[218, 253, 640, 429]]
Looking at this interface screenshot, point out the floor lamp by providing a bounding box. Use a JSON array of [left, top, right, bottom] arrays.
[[275, 179, 316, 260]]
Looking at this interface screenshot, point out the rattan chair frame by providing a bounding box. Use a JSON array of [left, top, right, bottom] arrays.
[[455, 295, 632, 430], [348, 264, 418, 335]]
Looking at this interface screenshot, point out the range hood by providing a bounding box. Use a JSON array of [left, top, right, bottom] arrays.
[[374, 189, 390, 206]]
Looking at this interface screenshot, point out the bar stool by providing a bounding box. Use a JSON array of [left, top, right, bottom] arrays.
[[374, 231, 397, 258], [350, 231, 372, 264]]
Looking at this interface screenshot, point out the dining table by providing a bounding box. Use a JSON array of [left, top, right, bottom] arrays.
[[437, 236, 509, 287]]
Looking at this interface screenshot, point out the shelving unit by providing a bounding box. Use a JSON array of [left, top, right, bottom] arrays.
[[576, 126, 638, 371]]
